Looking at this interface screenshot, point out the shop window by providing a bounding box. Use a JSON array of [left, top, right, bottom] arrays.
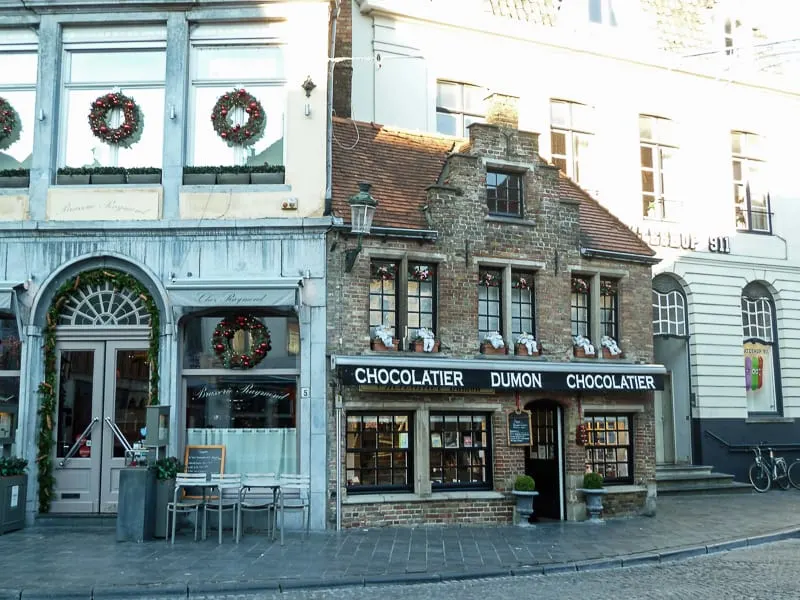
[[0, 316, 21, 446], [486, 170, 523, 217], [430, 413, 491, 490], [742, 282, 781, 414], [550, 100, 594, 189], [640, 115, 679, 221], [182, 312, 299, 475], [0, 51, 37, 170], [584, 414, 633, 484], [600, 278, 619, 340], [60, 39, 166, 168], [435, 80, 485, 137], [732, 131, 770, 233], [571, 276, 591, 338], [189, 26, 285, 167], [478, 268, 503, 342], [346, 413, 412, 492], [510, 271, 535, 339]]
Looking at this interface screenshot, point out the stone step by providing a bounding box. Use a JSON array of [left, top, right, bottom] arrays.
[[657, 481, 754, 495], [34, 513, 117, 529], [656, 471, 734, 483], [656, 464, 714, 475]]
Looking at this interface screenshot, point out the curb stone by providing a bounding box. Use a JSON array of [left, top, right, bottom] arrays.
[[705, 538, 748, 553], [93, 583, 189, 599], [575, 558, 622, 572], [279, 577, 366, 591], [363, 573, 441, 586], [621, 553, 660, 567], [442, 568, 513, 581], [658, 545, 708, 562]]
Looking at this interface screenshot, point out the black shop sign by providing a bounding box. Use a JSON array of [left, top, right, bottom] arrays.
[[338, 365, 664, 392]]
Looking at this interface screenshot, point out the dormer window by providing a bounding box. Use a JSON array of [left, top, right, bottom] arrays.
[[486, 170, 523, 217]]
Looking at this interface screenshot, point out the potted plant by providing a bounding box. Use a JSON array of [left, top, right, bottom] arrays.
[[56, 166, 91, 185], [0, 168, 29, 189], [511, 475, 538, 526], [411, 327, 439, 353], [371, 324, 399, 351], [515, 332, 541, 357], [573, 335, 596, 358], [89, 166, 126, 185], [183, 165, 219, 185], [150, 456, 180, 538], [126, 166, 162, 184], [600, 335, 624, 359], [480, 331, 507, 355], [216, 165, 251, 185], [0, 456, 27, 535], [250, 163, 286, 185], [578, 471, 607, 522]]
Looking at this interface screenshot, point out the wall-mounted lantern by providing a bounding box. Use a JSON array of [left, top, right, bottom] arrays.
[[344, 182, 378, 272]]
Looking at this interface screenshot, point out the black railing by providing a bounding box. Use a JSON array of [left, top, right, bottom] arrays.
[[704, 429, 800, 453]]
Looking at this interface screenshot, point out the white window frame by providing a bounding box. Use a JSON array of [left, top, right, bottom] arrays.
[[550, 99, 594, 188], [435, 80, 486, 138], [652, 290, 687, 337], [742, 297, 773, 342], [640, 115, 678, 222], [732, 131, 770, 233]]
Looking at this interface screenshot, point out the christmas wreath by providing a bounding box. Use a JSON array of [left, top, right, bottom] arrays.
[[0, 97, 22, 151], [212, 314, 271, 369], [88, 91, 143, 147], [210, 88, 266, 147]]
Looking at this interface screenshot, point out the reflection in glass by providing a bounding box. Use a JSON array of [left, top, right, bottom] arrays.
[[113, 350, 149, 458], [57, 351, 95, 458]]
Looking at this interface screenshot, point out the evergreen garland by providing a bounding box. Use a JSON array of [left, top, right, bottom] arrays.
[[88, 91, 144, 148], [36, 268, 160, 513], [210, 88, 266, 147]]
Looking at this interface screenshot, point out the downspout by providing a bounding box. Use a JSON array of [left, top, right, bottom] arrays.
[[324, 0, 341, 216]]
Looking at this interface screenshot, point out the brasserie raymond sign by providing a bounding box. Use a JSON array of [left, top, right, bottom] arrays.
[[338, 365, 664, 392]]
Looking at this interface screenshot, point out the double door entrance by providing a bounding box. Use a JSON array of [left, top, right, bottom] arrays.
[[52, 340, 150, 513]]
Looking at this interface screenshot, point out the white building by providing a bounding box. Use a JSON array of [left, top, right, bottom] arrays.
[[333, 0, 800, 484]]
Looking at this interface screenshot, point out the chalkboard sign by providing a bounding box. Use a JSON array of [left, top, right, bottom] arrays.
[[183, 445, 225, 498], [507, 410, 532, 447]]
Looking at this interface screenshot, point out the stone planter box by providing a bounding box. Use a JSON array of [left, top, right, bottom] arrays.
[[371, 339, 399, 351], [0, 474, 27, 535], [153, 478, 175, 538], [0, 176, 29, 188], [481, 342, 507, 355], [573, 346, 597, 359], [515, 342, 542, 357], [411, 340, 440, 353], [126, 173, 162, 185], [250, 172, 285, 185], [602, 348, 624, 359], [182, 172, 217, 185], [56, 174, 91, 185], [91, 174, 126, 185], [217, 173, 250, 185]]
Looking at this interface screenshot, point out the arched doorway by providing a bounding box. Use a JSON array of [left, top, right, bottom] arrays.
[[45, 271, 158, 514], [524, 400, 565, 521]]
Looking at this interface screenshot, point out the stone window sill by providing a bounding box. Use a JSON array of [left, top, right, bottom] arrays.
[[604, 485, 646, 495], [343, 491, 505, 505], [180, 184, 291, 193], [484, 215, 536, 228]]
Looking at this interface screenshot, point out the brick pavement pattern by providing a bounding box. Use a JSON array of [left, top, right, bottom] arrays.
[[0, 493, 798, 598]]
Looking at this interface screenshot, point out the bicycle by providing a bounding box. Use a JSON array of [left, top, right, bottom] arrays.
[[787, 458, 800, 489], [749, 445, 790, 492]]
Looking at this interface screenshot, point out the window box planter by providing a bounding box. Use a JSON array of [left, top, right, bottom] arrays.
[[56, 173, 90, 185], [126, 171, 162, 185], [515, 342, 542, 357], [371, 339, 399, 351], [480, 342, 507, 355], [411, 339, 440, 353], [250, 171, 285, 185], [216, 173, 250, 185], [91, 173, 126, 185], [183, 168, 218, 185], [0, 171, 29, 189], [602, 347, 624, 359], [573, 346, 597, 359]]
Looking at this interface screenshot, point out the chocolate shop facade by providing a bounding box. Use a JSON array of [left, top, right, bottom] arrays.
[[326, 104, 665, 527]]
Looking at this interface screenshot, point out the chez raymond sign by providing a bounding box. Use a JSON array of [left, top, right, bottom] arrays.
[[339, 365, 664, 392]]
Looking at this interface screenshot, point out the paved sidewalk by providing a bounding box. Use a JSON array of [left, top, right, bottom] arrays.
[[1, 492, 799, 599]]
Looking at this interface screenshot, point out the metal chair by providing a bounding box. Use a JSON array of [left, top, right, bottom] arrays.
[[167, 473, 205, 544], [277, 473, 310, 546], [205, 474, 242, 544], [238, 473, 278, 542]]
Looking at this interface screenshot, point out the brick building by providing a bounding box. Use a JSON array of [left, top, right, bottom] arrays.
[[326, 96, 664, 527]]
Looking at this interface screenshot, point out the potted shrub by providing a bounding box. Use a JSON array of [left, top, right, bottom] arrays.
[[56, 166, 91, 185], [515, 332, 541, 357], [480, 331, 507, 355], [90, 166, 126, 185], [600, 335, 624, 359], [371, 324, 399, 351], [126, 166, 162, 184], [250, 163, 286, 185], [150, 456, 180, 538], [0, 168, 29, 189], [216, 165, 251, 185], [411, 327, 439, 353], [183, 165, 219, 185], [573, 335, 597, 359], [511, 475, 538, 526], [578, 471, 607, 522], [0, 456, 27, 535]]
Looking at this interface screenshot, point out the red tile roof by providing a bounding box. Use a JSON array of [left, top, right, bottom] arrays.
[[332, 117, 654, 258]]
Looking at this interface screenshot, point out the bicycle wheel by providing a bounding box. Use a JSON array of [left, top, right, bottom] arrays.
[[788, 461, 800, 490], [749, 462, 771, 492], [775, 461, 790, 490]]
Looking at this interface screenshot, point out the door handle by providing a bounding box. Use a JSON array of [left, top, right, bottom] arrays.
[[59, 417, 99, 467]]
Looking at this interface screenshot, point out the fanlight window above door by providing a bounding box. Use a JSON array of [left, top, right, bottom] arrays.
[[58, 282, 151, 326]]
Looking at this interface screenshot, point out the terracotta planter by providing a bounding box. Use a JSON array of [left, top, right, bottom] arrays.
[[371, 339, 399, 351], [602, 347, 624, 359], [412, 339, 440, 353], [573, 346, 597, 359], [481, 342, 507, 355], [515, 343, 542, 357]]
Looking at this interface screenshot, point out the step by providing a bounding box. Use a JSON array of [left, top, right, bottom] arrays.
[[656, 471, 734, 483], [656, 464, 714, 475], [657, 481, 754, 495], [34, 513, 117, 529]]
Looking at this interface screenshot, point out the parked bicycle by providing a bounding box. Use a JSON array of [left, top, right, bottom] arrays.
[[749, 445, 790, 492], [787, 458, 800, 490]]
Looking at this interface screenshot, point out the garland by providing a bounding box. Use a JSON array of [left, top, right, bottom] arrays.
[[479, 270, 501, 287], [571, 277, 589, 294], [0, 97, 22, 151], [212, 315, 271, 369], [372, 263, 396, 281], [88, 91, 143, 148], [36, 269, 160, 513], [210, 88, 266, 147], [410, 265, 433, 282]]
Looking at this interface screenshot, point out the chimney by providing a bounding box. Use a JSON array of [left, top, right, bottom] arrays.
[[484, 92, 519, 129]]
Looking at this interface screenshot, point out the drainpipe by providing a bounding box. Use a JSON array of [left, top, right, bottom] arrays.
[[324, 0, 341, 216], [335, 390, 343, 531]]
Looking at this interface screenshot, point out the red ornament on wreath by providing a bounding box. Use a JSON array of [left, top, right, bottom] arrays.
[[0, 97, 22, 151], [210, 88, 266, 147], [87, 91, 144, 148], [211, 315, 272, 370]]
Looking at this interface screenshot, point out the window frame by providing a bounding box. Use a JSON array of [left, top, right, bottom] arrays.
[[510, 271, 536, 339], [430, 412, 493, 492], [741, 283, 782, 415], [435, 80, 486, 137], [600, 278, 619, 340], [0, 47, 38, 170], [639, 114, 678, 222], [584, 413, 633, 485], [407, 262, 437, 334], [369, 260, 399, 341], [478, 268, 504, 342], [550, 99, 593, 186], [732, 131, 771, 234], [486, 170, 523, 217], [571, 276, 591, 338], [345, 412, 413, 493]]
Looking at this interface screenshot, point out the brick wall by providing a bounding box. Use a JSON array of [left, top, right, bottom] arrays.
[[331, 0, 352, 118], [342, 498, 514, 528]]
